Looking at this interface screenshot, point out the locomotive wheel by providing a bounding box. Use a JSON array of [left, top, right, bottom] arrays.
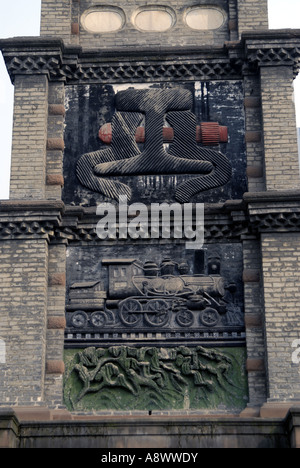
[[71, 311, 88, 328], [200, 308, 219, 327], [119, 299, 143, 327], [144, 299, 169, 327], [91, 311, 107, 328], [176, 309, 194, 328]]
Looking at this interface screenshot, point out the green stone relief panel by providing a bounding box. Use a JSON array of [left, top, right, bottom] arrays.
[[64, 346, 248, 412]]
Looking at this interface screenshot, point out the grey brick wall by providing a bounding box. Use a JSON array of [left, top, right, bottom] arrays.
[[243, 240, 267, 406], [0, 240, 48, 406], [244, 74, 265, 192], [44, 244, 67, 408], [10, 75, 48, 200], [41, 0, 72, 41], [40, 0, 269, 49], [237, 0, 268, 37], [41, 0, 233, 49], [262, 233, 300, 401], [260, 66, 300, 191]]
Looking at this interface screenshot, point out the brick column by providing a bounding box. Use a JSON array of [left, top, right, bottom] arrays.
[[40, 0, 72, 41], [46, 82, 66, 200], [261, 233, 300, 404], [10, 75, 49, 200], [237, 0, 268, 37], [260, 66, 300, 191], [0, 239, 49, 405], [0, 201, 64, 408], [44, 243, 67, 407], [242, 240, 267, 412]]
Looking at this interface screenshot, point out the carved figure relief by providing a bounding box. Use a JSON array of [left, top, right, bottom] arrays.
[[64, 345, 248, 411], [76, 88, 232, 202]]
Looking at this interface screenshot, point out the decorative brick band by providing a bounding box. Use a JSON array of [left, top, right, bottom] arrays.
[[46, 174, 64, 187], [47, 317, 66, 330], [246, 358, 265, 373], [46, 360, 65, 375], [48, 104, 66, 116], [243, 269, 260, 283], [47, 138, 65, 151], [48, 273, 66, 287]]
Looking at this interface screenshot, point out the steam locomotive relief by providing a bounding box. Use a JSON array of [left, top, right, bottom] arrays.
[[66, 255, 243, 333]]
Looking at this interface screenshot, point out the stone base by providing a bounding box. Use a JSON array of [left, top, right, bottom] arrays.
[[260, 402, 300, 419], [0, 409, 19, 449], [1, 407, 300, 448], [286, 408, 300, 449]]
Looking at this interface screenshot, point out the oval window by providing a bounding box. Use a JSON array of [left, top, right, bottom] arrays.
[[81, 7, 125, 34], [185, 7, 225, 31], [134, 8, 175, 32]]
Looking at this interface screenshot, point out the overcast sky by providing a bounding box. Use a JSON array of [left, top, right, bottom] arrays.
[[0, 0, 300, 199]]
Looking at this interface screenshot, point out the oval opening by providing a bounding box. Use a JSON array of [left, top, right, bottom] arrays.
[[185, 7, 225, 31], [81, 8, 125, 34], [134, 8, 175, 32]]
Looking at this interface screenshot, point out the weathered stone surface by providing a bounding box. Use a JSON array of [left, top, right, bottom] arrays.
[[64, 346, 248, 412]]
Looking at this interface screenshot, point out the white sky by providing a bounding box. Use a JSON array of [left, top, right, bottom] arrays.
[[0, 0, 300, 199]]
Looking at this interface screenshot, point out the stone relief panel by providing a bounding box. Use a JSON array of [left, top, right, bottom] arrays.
[[64, 345, 248, 412], [63, 81, 247, 206], [62, 78, 247, 412], [65, 244, 245, 348]]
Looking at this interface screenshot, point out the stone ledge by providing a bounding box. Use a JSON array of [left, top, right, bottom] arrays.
[[244, 190, 300, 204], [2, 406, 300, 447], [0, 200, 65, 213], [0, 409, 19, 448], [8, 414, 291, 448], [285, 407, 300, 449]]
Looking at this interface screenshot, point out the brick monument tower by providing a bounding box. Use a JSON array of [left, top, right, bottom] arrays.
[[0, 0, 300, 448]]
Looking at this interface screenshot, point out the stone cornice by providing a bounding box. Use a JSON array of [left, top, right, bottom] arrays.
[[1, 194, 300, 241], [0, 200, 65, 242], [1, 32, 300, 84], [244, 191, 300, 233], [242, 30, 300, 77], [0, 200, 248, 243], [0, 37, 243, 84]]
